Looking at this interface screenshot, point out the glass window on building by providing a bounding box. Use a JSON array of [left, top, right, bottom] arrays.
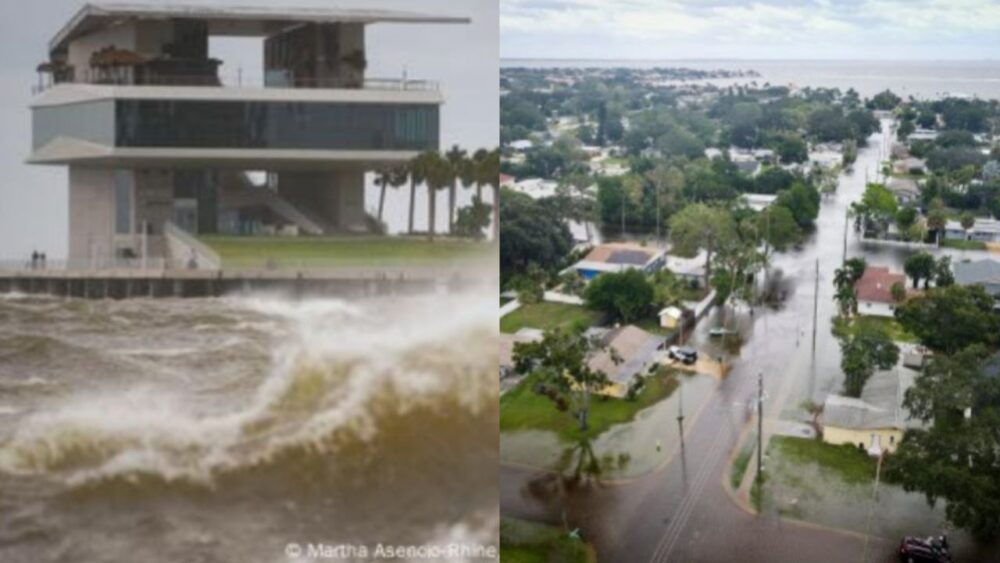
[[114, 169, 133, 234]]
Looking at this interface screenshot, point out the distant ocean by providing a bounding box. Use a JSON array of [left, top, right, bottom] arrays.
[[501, 59, 1000, 100]]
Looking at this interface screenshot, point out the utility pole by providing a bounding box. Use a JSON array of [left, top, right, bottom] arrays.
[[677, 382, 685, 439], [811, 259, 819, 358], [756, 370, 763, 492]]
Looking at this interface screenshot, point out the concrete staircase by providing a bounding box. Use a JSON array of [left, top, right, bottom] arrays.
[[220, 173, 333, 235]]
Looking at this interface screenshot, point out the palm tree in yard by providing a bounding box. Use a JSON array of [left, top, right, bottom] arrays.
[[445, 145, 467, 234]]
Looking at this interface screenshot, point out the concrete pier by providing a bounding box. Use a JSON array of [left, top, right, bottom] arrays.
[[0, 267, 474, 300]]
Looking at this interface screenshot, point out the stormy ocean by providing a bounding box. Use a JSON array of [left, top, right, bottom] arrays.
[[0, 292, 498, 562]]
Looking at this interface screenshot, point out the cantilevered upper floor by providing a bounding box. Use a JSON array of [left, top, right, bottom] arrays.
[[30, 3, 468, 167], [38, 3, 468, 89]]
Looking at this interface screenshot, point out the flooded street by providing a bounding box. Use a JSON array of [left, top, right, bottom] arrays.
[[501, 122, 1000, 562], [0, 292, 498, 563]]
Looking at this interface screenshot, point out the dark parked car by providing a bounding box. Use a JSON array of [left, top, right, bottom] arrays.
[[898, 535, 951, 563], [667, 345, 698, 365]]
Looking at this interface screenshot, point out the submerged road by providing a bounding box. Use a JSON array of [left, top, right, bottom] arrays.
[[500, 123, 1000, 562]]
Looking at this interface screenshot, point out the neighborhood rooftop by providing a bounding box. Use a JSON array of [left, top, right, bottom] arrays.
[[822, 367, 919, 431], [855, 266, 906, 304]]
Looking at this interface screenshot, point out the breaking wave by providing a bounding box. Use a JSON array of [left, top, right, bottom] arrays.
[[0, 293, 498, 489]]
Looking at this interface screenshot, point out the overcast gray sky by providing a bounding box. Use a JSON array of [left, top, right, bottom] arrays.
[[501, 0, 1000, 60], [0, 0, 497, 259]]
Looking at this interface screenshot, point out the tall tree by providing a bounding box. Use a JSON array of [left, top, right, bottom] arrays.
[[423, 152, 451, 241], [583, 269, 654, 323], [407, 152, 433, 235], [888, 346, 1000, 541], [669, 204, 737, 287], [895, 285, 1000, 354], [512, 327, 617, 432], [445, 145, 467, 233], [838, 322, 899, 397], [904, 251, 936, 289]]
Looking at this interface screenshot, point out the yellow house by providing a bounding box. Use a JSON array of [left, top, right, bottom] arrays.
[[821, 367, 920, 456]]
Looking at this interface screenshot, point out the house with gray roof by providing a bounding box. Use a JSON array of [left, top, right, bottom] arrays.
[[821, 367, 923, 456], [953, 258, 1000, 300], [588, 325, 664, 398]]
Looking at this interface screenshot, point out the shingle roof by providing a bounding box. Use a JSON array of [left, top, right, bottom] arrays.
[[822, 368, 920, 431], [954, 259, 1000, 286], [855, 266, 907, 304], [587, 325, 663, 385]]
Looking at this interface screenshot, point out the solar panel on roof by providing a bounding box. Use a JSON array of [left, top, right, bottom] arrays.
[[607, 250, 650, 265]]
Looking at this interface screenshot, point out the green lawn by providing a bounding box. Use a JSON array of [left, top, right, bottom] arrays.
[[500, 366, 681, 442], [199, 235, 493, 268], [500, 302, 602, 334], [835, 315, 918, 344], [500, 518, 596, 563], [770, 436, 876, 486], [941, 239, 987, 251]]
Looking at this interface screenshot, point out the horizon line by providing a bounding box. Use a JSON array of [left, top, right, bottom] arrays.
[[500, 56, 1000, 63]]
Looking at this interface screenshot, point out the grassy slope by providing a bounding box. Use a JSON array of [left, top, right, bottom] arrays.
[[499, 366, 680, 442], [500, 518, 596, 563], [771, 436, 876, 486], [200, 235, 491, 267], [500, 302, 602, 334]]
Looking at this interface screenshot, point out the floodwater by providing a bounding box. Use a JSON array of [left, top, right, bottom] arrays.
[[500, 373, 716, 479], [0, 292, 498, 563], [502, 59, 1000, 100]]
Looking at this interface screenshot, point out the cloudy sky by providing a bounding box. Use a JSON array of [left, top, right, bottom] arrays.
[[501, 0, 1000, 60], [0, 0, 496, 259]]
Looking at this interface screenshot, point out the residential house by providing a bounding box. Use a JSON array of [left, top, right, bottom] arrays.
[[509, 139, 534, 151], [953, 258, 1000, 300], [664, 250, 708, 285], [943, 217, 1000, 243], [821, 367, 921, 456], [499, 329, 543, 379], [733, 158, 761, 176], [570, 242, 666, 280], [510, 178, 559, 199], [886, 177, 921, 205], [907, 129, 938, 142], [892, 157, 927, 176], [855, 266, 907, 318], [740, 193, 778, 212], [588, 325, 665, 398]]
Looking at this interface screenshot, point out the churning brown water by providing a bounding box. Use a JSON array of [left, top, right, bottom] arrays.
[[0, 292, 498, 562]]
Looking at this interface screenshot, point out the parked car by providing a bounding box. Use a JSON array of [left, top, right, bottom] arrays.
[[898, 535, 951, 563], [668, 345, 698, 365]]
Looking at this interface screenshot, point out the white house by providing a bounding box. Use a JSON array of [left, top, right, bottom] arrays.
[[854, 266, 908, 318]]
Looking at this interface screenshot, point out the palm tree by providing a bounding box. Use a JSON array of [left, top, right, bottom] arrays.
[[472, 148, 488, 201], [407, 152, 433, 235], [478, 148, 500, 241], [374, 168, 392, 225], [445, 145, 467, 234], [424, 152, 451, 242]]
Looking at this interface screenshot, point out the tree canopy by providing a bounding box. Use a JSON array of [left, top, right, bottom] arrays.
[[583, 269, 655, 323], [894, 285, 1000, 354]]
